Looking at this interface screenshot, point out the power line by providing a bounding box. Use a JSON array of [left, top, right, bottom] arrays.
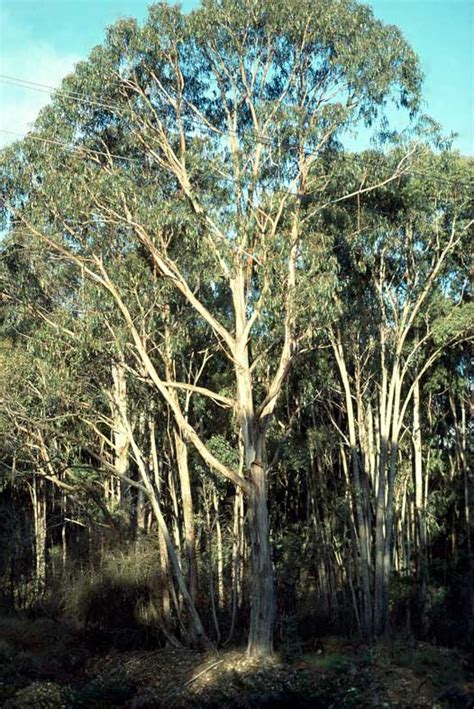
[[1, 72, 472, 190], [0, 128, 371, 202], [0, 75, 128, 114], [0, 74, 272, 143], [1, 127, 470, 229], [0, 128, 137, 163]]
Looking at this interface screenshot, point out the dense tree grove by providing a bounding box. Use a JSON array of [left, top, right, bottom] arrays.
[[0, 0, 472, 663]]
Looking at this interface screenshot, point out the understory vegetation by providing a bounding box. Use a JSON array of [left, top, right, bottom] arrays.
[[0, 0, 472, 706], [0, 611, 472, 707]]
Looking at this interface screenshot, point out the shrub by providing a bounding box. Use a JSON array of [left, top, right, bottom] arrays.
[[65, 543, 168, 649], [0, 615, 87, 683], [3, 681, 66, 708]]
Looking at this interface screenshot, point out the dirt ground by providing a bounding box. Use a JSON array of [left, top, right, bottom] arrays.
[[0, 619, 473, 707]]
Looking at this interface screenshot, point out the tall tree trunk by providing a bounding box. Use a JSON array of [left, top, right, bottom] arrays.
[[413, 378, 429, 636], [162, 316, 198, 607], [246, 446, 275, 657], [227, 488, 243, 644], [168, 461, 182, 569], [332, 335, 372, 635], [127, 421, 209, 648], [173, 430, 198, 604], [149, 418, 172, 622], [212, 488, 224, 611], [30, 477, 47, 589], [111, 360, 131, 525], [232, 272, 275, 657], [374, 435, 389, 635]]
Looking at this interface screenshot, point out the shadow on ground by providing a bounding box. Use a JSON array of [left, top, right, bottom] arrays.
[[0, 617, 473, 707]]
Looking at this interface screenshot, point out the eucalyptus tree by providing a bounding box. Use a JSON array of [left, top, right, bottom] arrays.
[[325, 149, 472, 634], [0, 231, 214, 639], [0, 325, 94, 593], [1, 0, 422, 654]]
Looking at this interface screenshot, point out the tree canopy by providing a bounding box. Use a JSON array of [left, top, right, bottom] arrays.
[[0, 0, 472, 662]]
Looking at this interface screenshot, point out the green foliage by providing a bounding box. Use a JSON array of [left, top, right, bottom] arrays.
[[3, 681, 66, 709], [394, 646, 466, 689], [0, 0, 471, 670]]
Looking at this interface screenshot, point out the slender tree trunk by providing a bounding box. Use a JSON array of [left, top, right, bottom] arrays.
[[232, 272, 275, 657], [148, 489, 209, 647], [205, 494, 221, 643], [246, 447, 275, 657], [212, 488, 224, 611], [413, 378, 429, 636], [162, 317, 198, 607], [168, 461, 182, 568], [149, 418, 172, 622], [30, 477, 47, 589], [174, 430, 198, 604], [111, 360, 130, 525], [227, 488, 243, 644], [374, 433, 388, 635], [128, 422, 209, 648], [332, 335, 372, 635]]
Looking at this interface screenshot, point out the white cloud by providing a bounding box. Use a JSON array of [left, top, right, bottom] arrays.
[[0, 9, 78, 148]]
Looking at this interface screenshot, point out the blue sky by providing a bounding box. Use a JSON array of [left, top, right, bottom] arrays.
[[0, 0, 472, 153]]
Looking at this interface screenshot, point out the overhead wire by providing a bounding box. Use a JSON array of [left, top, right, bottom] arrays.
[[0, 127, 403, 207], [1, 72, 472, 190], [2, 125, 469, 222], [0, 73, 471, 273], [0, 128, 137, 163], [0, 73, 275, 144], [0, 75, 130, 114], [0, 125, 468, 267]]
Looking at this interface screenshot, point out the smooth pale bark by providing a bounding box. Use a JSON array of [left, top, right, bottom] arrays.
[[227, 488, 244, 645], [374, 329, 403, 635], [231, 271, 277, 656], [26, 112, 307, 655], [212, 489, 224, 611], [413, 378, 429, 635], [120, 405, 209, 647], [247, 453, 275, 657], [174, 430, 198, 604], [149, 418, 172, 622], [168, 462, 183, 569], [162, 316, 199, 606], [136, 488, 148, 533], [205, 496, 221, 643], [30, 477, 47, 588], [146, 484, 209, 648], [110, 360, 130, 521], [332, 334, 372, 635], [138, 450, 209, 646]]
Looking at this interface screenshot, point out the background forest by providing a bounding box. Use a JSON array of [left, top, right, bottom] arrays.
[[0, 0, 472, 706]]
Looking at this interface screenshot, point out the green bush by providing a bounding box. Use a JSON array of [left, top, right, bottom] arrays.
[[394, 645, 466, 688]]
